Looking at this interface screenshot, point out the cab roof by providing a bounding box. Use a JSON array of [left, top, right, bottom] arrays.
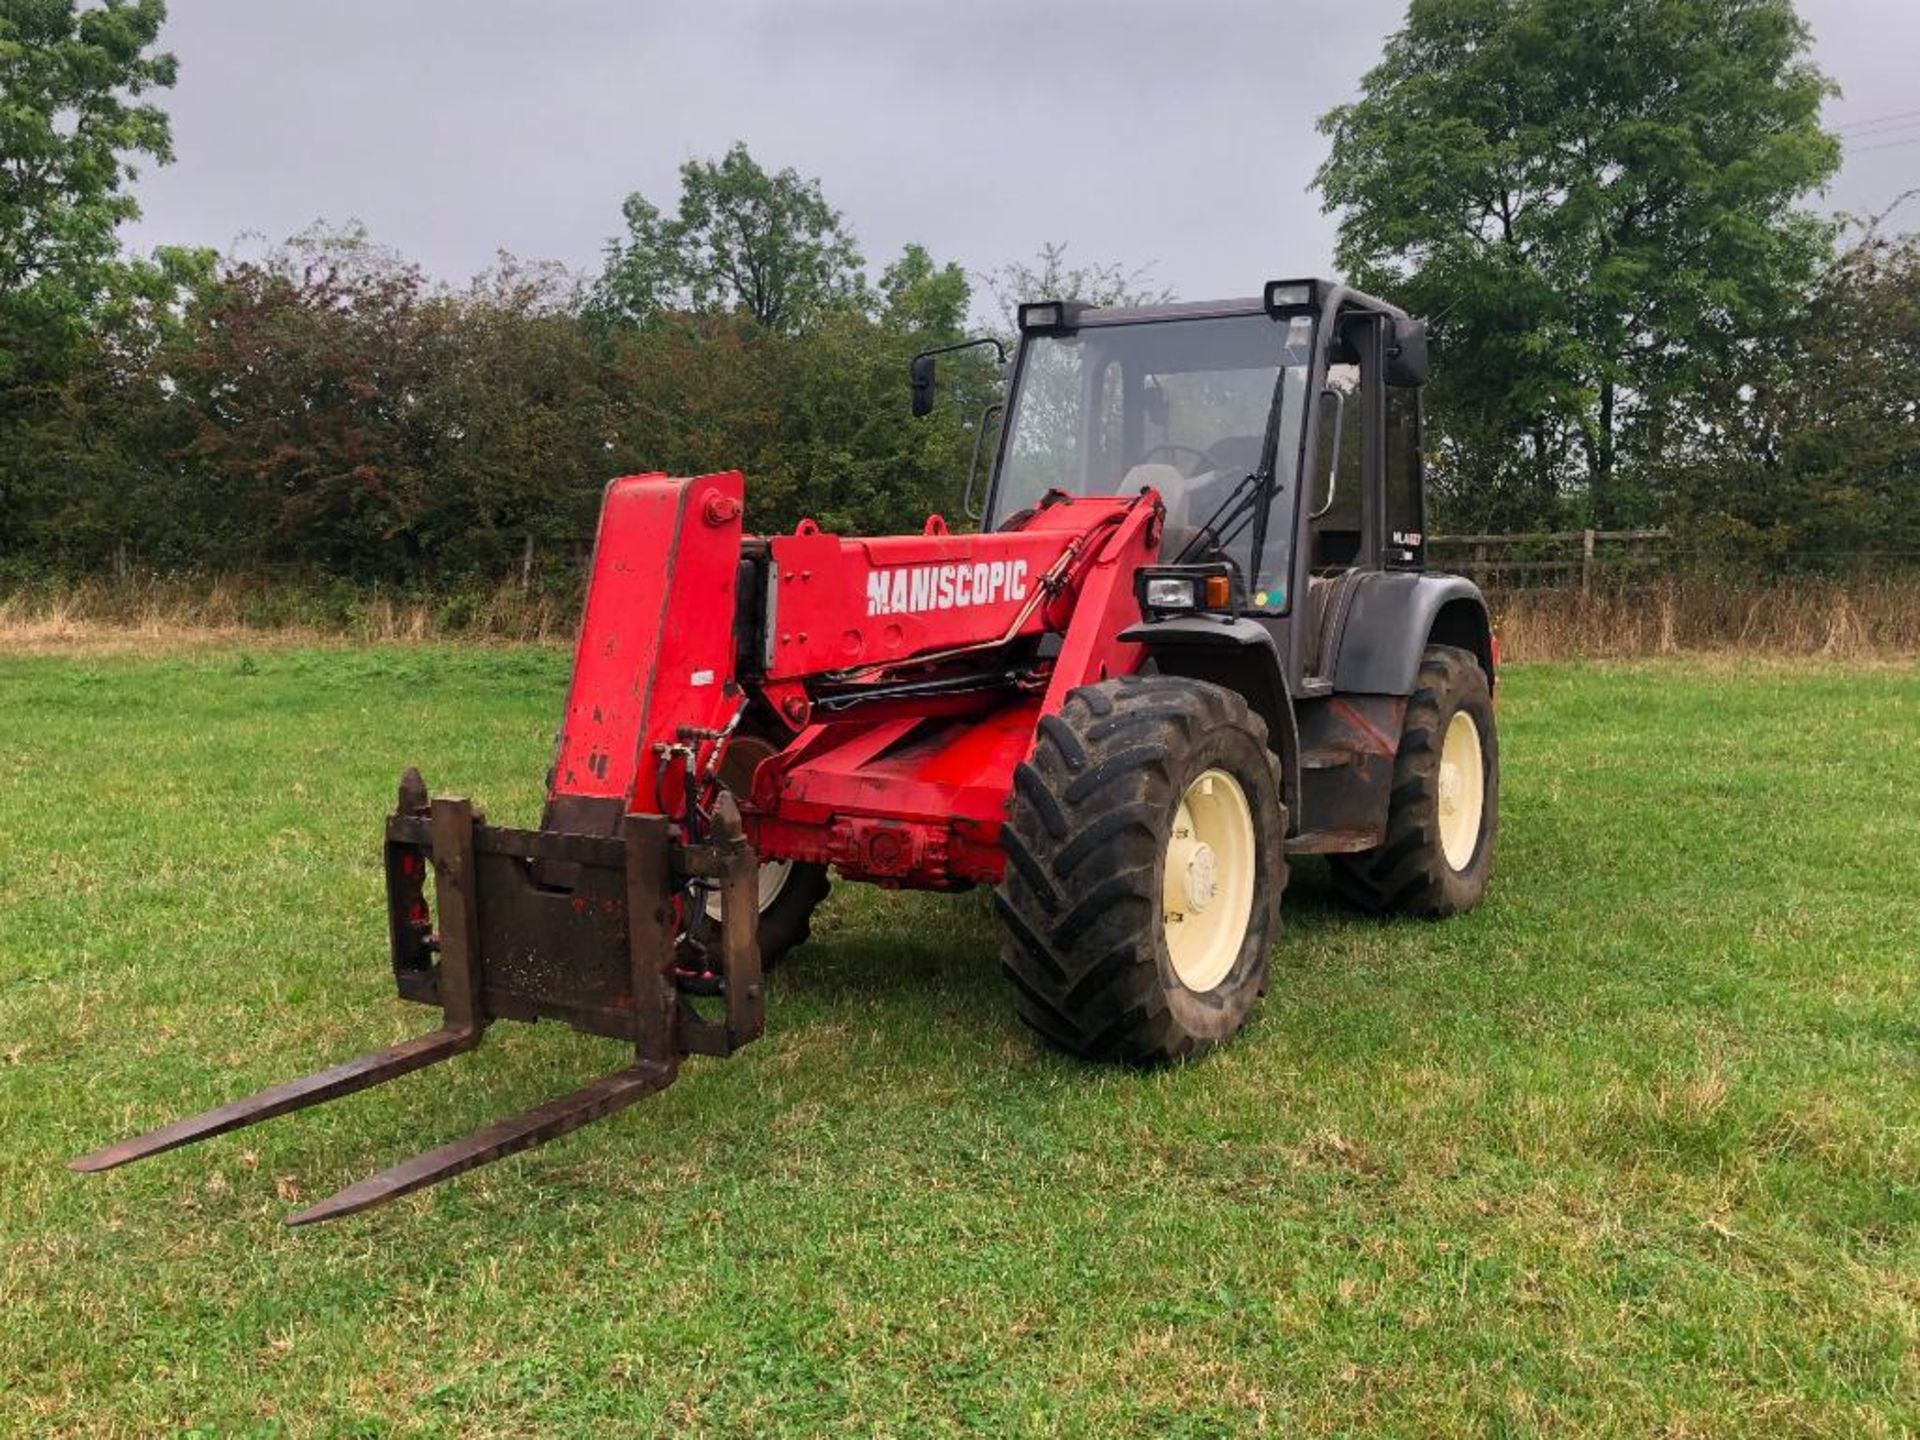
[[1048, 282, 1414, 330]]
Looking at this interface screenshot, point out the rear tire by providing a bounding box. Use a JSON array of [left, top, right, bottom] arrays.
[[996, 675, 1288, 1065], [1330, 644, 1497, 917]]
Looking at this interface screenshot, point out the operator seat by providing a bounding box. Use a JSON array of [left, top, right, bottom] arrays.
[[1132, 435, 1270, 554], [1120, 462, 1207, 539]]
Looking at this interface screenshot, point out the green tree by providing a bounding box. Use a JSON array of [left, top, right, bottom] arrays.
[[599, 304, 986, 538], [984, 241, 1170, 333], [1671, 226, 1920, 569], [879, 242, 969, 339], [151, 227, 622, 580], [1317, 0, 1839, 528], [155, 226, 444, 574], [0, 0, 177, 551], [421, 254, 618, 573], [19, 242, 214, 567], [0, 0, 173, 311], [595, 142, 865, 333]]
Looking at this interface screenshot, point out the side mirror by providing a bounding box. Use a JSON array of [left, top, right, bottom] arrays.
[[909, 353, 936, 417], [908, 335, 1010, 419], [1386, 318, 1428, 387]]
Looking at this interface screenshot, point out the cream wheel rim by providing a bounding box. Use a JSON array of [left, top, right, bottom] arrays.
[[1437, 710, 1485, 871], [1162, 768, 1257, 993]]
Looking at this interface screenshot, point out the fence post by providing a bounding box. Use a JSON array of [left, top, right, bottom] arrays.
[[520, 534, 534, 593], [1581, 528, 1596, 597]]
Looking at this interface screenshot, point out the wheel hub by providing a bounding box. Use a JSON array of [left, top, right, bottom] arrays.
[[705, 733, 796, 923], [1181, 841, 1217, 912]]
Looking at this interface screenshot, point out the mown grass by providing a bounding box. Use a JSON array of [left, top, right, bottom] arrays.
[[1, 646, 1915, 1437]]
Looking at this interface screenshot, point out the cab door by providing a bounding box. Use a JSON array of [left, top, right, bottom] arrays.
[[1383, 380, 1426, 570], [1298, 308, 1385, 689]]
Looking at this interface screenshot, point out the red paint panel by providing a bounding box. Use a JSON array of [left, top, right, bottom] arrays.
[[747, 701, 1042, 886], [1038, 495, 1161, 714], [745, 492, 1164, 892], [763, 496, 1133, 680], [550, 471, 745, 813]]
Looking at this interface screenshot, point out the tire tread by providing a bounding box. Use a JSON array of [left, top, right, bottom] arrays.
[[996, 676, 1287, 1064], [1330, 645, 1497, 918]]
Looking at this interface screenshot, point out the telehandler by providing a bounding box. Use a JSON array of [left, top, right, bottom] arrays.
[[74, 278, 1498, 1223]]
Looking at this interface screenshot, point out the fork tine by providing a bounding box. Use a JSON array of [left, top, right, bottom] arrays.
[[284, 1060, 674, 1226], [69, 1025, 482, 1174]]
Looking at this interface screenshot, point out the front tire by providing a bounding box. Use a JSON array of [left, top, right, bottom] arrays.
[[995, 676, 1288, 1065], [1331, 644, 1498, 917]]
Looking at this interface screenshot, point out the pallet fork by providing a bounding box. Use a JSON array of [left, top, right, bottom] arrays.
[[71, 772, 762, 1225]]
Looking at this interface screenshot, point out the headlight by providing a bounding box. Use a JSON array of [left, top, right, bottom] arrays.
[[1263, 279, 1320, 314], [1144, 576, 1199, 610], [1017, 301, 1075, 334], [1136, 566, 1237, 619]]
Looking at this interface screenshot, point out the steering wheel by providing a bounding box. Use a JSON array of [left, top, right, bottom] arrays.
[[1139, 443, 1217, 478]]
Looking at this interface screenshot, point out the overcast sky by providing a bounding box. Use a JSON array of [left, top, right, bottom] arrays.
[[122, 0, 1920, 317]]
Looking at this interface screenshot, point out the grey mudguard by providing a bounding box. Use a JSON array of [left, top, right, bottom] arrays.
[[1332, 572, 1493, 695], [1117, 615, 1301, 820]]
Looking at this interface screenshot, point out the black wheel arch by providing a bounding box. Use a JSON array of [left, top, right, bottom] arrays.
[[1117, 615, 1301, 829], [1329, 572, 1495, 695]]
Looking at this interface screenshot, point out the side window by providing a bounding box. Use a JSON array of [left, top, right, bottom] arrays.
[[1385, 386, 1424, 567], [1309, 357, 1366, 571]]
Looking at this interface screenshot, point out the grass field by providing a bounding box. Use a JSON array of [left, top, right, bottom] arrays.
[[1, 645, 1916, 1437]]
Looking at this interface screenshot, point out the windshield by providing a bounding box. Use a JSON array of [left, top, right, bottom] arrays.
[[990, 312, 1313, 611]]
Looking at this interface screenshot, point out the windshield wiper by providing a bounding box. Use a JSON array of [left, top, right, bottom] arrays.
[[1174, 468, 1266, 564], [1174, 360, 1296, 567], [1243, 362, 1299, 588]]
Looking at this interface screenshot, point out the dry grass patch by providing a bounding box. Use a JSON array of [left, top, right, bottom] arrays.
[[10, 571, 1920, 664], [1491, 574, 1920, 661]]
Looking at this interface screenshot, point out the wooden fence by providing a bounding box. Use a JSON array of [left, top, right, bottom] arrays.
[[1426, 529, 1670, 592]]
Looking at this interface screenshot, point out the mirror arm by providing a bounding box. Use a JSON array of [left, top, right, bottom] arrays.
[[913, 335, 1008, 367]]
